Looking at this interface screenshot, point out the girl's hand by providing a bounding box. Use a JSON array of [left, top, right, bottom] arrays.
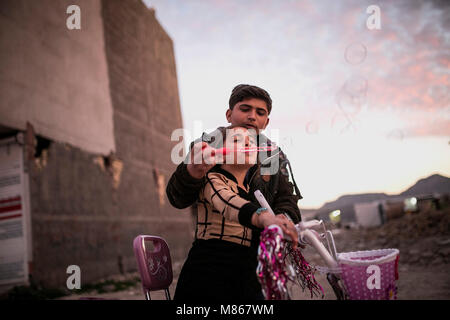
[[186, 142, 217, 179], [252, 211, 299, 249]]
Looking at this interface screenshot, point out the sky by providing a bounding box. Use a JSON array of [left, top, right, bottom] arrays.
[[142, 0, 450, 208]]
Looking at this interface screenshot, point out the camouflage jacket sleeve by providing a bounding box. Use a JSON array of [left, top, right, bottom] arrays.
[[166, 162, 205, 209], [271, 150, 303, 224]]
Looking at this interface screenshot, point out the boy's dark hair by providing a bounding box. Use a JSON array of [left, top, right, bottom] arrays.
[[228, 84, 272, 114]]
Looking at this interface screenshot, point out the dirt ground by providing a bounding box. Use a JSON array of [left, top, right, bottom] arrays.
[[59, 207, 450, 300]]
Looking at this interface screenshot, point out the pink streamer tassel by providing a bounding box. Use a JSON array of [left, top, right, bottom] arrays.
[[257, 227, 325, 300]]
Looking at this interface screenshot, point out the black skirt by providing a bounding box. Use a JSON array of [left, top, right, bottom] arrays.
[[174, 239, 264, 301]]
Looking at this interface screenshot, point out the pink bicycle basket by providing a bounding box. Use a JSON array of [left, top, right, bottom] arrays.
[[338, 248, 399, 300]]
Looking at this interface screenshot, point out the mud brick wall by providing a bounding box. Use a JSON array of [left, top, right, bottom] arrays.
[[0, 0, 115, 155], [100, 0, 193, 280], [11, 0, 194, 288]]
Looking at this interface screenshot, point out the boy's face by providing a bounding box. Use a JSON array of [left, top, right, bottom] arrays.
[[226, 98, 270, 130]]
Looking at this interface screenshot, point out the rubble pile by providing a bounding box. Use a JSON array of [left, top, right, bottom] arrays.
[[332, 205, 450, 266]]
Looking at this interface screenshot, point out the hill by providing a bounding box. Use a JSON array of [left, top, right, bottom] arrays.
[[400, 173, 450, 196], [309, 173, 450, 222]]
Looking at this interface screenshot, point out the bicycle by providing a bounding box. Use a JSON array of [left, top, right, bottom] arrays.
[[254, 190, 399, 300]]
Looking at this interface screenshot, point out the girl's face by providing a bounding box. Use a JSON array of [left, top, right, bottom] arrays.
[[224, 127, 258, 165]]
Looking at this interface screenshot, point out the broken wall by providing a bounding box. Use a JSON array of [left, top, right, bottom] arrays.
[[0, 0, 115, 155], [1, 0, 193, 288]]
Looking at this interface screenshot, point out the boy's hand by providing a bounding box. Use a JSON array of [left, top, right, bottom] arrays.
[[186, 142, 217, 179], [252, 211, 299, 249]]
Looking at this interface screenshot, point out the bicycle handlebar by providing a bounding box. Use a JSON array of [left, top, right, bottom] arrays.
[[298, 228, 339, 269], [266, 223, 338, 269], [255, 190, 339, 269]]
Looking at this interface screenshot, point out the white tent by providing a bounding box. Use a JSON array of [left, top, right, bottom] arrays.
[[354, 201, 384, 227]]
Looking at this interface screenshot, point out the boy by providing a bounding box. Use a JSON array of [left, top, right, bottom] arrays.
[[166, 84, 303, 236]]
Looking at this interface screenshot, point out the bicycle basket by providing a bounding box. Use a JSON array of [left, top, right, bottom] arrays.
[[337, 248, 399, 300]]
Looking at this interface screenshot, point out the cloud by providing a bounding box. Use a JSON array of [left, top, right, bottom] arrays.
[[147, 0, 449, 137]]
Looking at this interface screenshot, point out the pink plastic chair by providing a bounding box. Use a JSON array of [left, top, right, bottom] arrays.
[[133, 235, 173, 300]]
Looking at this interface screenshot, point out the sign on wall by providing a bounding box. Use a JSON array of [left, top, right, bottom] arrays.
[[0, 138, 30, 286]]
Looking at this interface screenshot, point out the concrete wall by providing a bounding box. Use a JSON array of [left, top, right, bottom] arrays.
[[0, 0, 115, 155], [101, 0, 192, 279], [1, 0, 193, 288]]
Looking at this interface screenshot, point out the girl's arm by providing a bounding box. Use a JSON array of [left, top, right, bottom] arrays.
[[204, 173, 300, 248], [204, 173, 260, 229]]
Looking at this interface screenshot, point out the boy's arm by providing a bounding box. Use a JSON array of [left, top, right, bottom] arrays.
[[272, 172, 302, 224], [257, 135, 302, 224], [166, 134, 219, 209], [271, 152, 303, 224], [166, 162, 205, 209]]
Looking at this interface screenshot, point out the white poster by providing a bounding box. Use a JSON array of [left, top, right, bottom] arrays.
[[0, 138, 29, 286]]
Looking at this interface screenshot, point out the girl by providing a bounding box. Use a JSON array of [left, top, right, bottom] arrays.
[[174, 125, 298, 301]]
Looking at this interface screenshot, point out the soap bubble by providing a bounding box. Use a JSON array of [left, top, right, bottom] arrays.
[[336, 75, 368, 116], [305, 120, 319, 134], [335, 89, 362, 116], [344, 42, 367, 65], [331, 113, 353, 135], [330, 110, 362, 135], [386, 129, 405, 141], [280, 136, 294, 149], [344, 74, 368, 98]]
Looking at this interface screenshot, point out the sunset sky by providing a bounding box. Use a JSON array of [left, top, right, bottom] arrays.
[[143, 0, 450, 208]]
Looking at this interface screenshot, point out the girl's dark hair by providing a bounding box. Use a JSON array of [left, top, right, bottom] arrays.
[[228, 84, 272, 114], [218, 124, 259, 144]]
